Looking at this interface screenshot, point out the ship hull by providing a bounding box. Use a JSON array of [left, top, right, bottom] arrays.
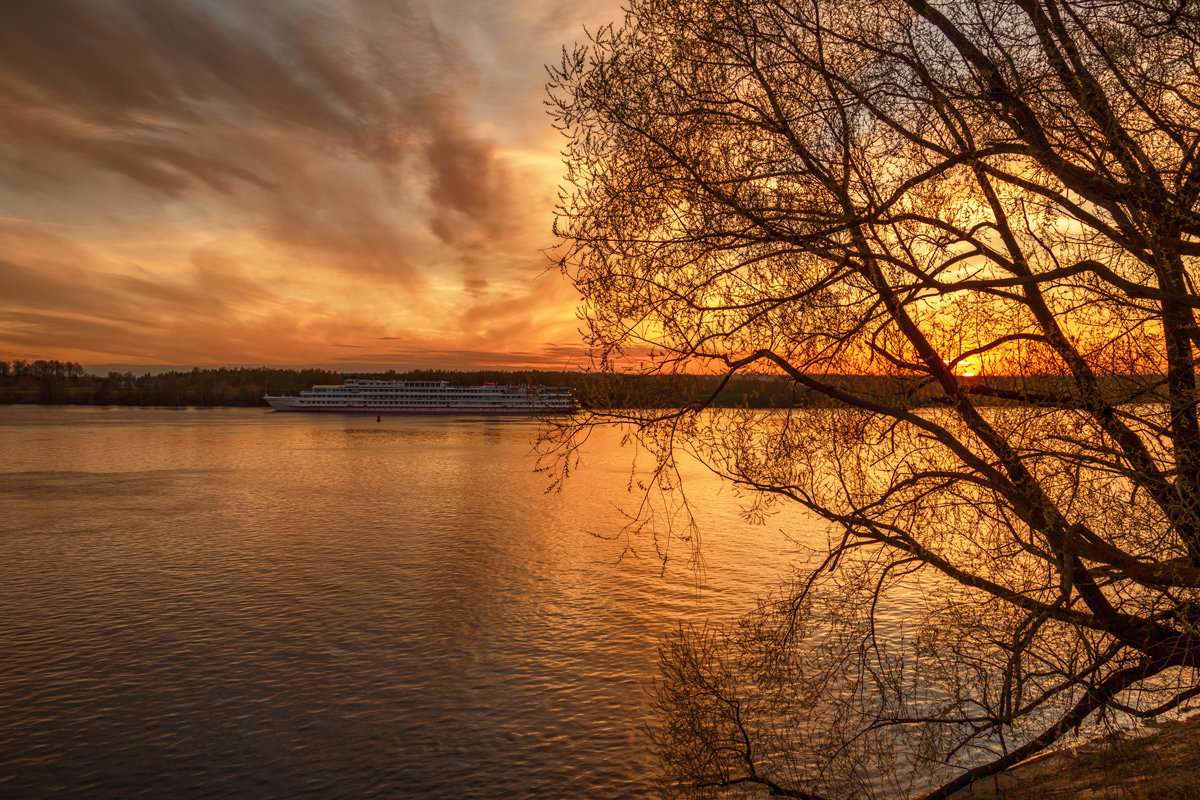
[[264, 395, 577, 415], [265, 403, 575, 415]]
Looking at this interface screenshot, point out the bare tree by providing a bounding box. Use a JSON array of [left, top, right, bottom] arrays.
[[547, 0, 1200, 796]]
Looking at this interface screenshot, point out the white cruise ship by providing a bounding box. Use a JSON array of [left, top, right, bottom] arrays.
[[264, 379, 579, 414]]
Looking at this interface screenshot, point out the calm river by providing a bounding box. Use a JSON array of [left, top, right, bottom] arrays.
[[0, 406, 822, 799]]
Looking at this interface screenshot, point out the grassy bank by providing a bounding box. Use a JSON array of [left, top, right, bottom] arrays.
[[954, 714, 1200, 799]]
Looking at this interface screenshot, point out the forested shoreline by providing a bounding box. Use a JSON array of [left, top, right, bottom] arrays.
[[0, 359, 1171, 410], [0, 360, 803, 408]]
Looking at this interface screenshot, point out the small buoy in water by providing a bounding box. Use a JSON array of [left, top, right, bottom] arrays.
[[376, 415, 381, 422]]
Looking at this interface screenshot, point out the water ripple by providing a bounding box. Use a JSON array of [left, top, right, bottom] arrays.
[[0, 407, 818, 799]]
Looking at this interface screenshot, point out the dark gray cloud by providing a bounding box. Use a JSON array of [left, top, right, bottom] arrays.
[[0, 0, 493, 221]]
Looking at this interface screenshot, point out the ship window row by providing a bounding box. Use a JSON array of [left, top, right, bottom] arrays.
[[303, 400, 550, 405], [309, 396, 521, 401], [311, 391, 515, 395], [307, 389, 570, 397]]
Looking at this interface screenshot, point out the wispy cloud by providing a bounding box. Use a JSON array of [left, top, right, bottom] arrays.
[[0, 0, 620, 369]]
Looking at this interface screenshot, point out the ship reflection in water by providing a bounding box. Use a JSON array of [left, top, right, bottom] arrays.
[[265, 379, 579, 414], [0, 406, 815, 799]]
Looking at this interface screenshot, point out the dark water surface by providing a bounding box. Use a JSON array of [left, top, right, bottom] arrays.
[[0, 406, 818, 799]]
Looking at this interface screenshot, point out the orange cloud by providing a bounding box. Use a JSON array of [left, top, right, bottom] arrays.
[[0, 0, 622, 370]]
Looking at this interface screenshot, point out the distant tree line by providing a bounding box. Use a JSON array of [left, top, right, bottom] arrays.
[[0, 360, 1165, 409], [0, 359, 90, 404], [0, 363, 337, 406]]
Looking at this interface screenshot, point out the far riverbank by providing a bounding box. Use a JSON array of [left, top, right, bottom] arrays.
[[0, 360, 1177, 410]]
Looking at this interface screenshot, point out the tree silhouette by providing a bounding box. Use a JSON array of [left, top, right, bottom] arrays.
[[548, 0, 1200, 796]]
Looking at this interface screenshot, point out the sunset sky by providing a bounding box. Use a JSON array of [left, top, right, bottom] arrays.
[[0, 0, 621, 372]]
